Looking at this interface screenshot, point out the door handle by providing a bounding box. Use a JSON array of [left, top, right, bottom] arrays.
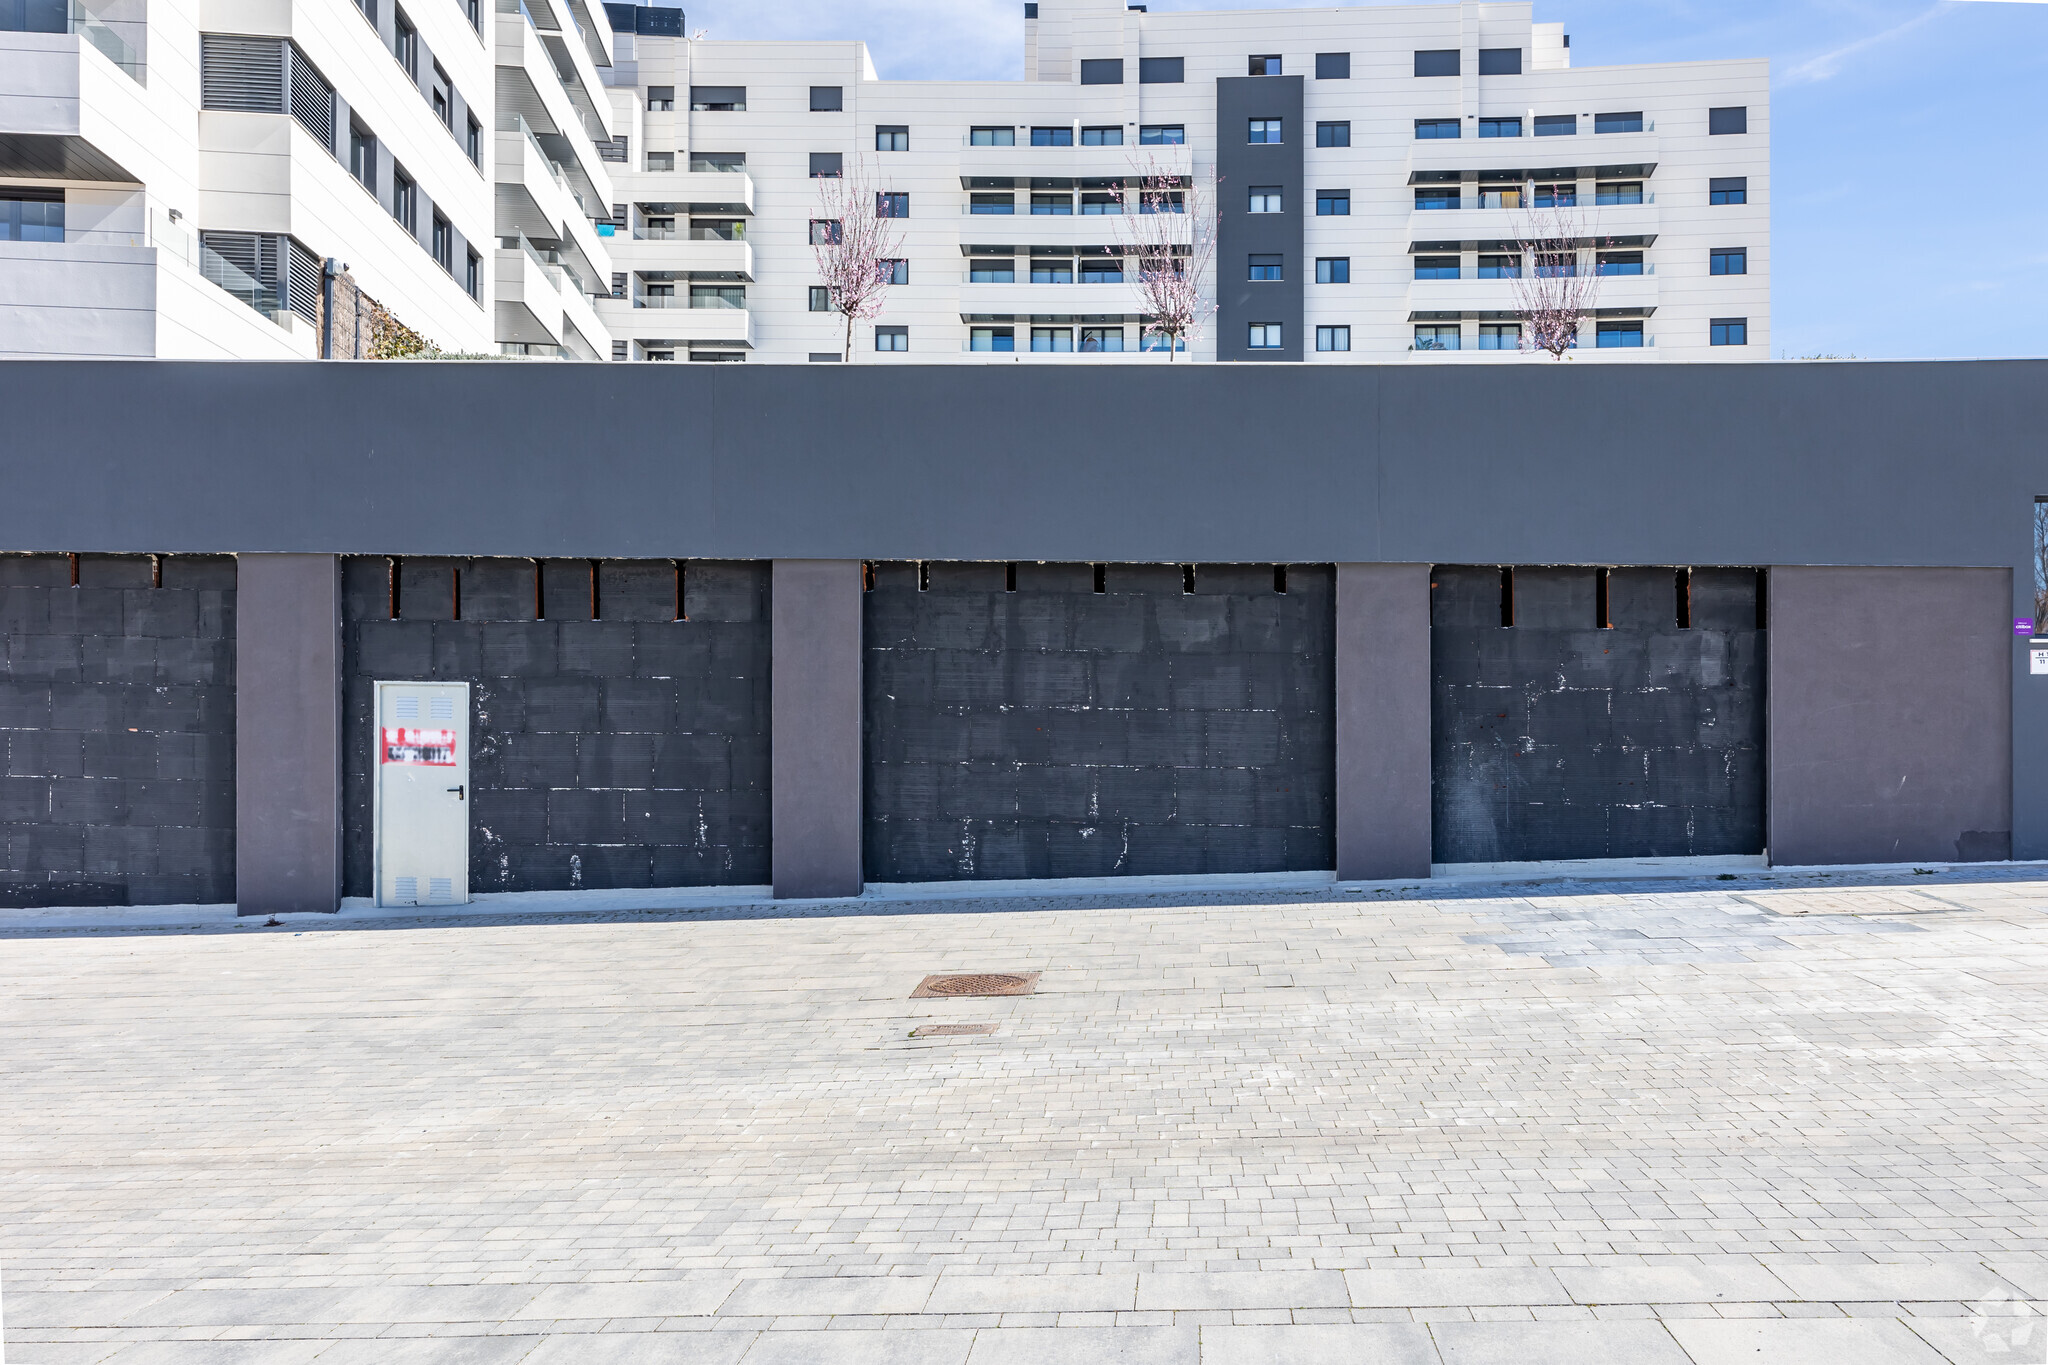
[[447, 785, 465, 800]]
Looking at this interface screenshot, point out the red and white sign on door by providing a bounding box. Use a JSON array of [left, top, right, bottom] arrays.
[[381, 727, 458, 766]]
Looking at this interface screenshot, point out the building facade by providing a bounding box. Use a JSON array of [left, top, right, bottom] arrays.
[[0, 0, 619, 357], [597, 0, 1767, 363]]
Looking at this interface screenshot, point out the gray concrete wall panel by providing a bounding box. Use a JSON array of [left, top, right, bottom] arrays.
[[1767, 566, 2012, 866], [1334, 563, 1431, 880], [235, 554, 338, 914], [772, 560, 860, 898], [1215, 75, 1306, 362]]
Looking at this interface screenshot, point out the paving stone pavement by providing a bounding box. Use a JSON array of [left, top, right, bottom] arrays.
[[5, 869, 2048, 1362]]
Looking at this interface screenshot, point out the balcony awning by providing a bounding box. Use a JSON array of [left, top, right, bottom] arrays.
[[0, 132, 138, 182]]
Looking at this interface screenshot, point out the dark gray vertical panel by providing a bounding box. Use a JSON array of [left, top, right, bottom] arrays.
[[1214, 75, 1304, 362], [235, 553, 339, 914], [1335, 563, 1431, 880], [1767, 566, 2012, 865], [773, 560, 859, 897]]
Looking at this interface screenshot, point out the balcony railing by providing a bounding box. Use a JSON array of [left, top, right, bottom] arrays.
[[1413, 264, 1657, 280], [1415, 192, 1655, 211], [1, 0, 143, 79], [632, 294, 749, 309]]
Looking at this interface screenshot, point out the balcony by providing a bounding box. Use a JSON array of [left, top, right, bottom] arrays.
[[957, 213, 1181, 250], [957, 280, 1147, 316], [495, 233, 613, 351], [956, 139, 1193, 186], [495, 0, 614, 207], [0, 25, 149, 184], [1406, 127, 1659, 180], [595, 294, 754, 347], [1407, 197, 1658, 246], [602, 233, 753, 280], [1408, 268, 1657, 317], [619, 169, 755, 215]]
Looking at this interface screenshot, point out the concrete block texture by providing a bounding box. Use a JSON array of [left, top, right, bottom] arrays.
[[1767, 566, 2012, 865], [0, 553, 237, 907], [863, 563, 1335, 882], [1431, 564, 1766, 864], [1335, 563, 1432, 880], [341, 557, 771, 896], [773, 559, 862, 898]]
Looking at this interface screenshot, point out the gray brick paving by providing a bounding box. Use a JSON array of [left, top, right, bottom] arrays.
[[5, 869, 2048, 1361]]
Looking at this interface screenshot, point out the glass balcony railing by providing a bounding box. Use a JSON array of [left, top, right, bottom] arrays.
[[689, 225, 743, 241], [1415, 192, 1655, 211], [1, 0, 144, 79], [1411, 264, 1657, 280]]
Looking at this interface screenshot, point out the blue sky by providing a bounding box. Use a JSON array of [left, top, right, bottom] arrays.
[[673, 1, 2048, 359]]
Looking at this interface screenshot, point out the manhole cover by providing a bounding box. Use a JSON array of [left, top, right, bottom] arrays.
[[910, 1023, 998, 1037], [911, 972, 1040, 998]]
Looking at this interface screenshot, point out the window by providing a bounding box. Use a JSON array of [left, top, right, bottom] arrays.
[[1080, 326, 1123, 351], [690, 86, 745, 111], [1478, 253, 1520, 279], [1079, 57, 1123, 84], [1315, 325, 1350, 352], [648, 85, 674, 111], [466, 114, 480, 165], [1247, 322, 1282, 349], [970, 193, 1015, 214], [875, 325, 908, 351], [1140, 123, 1184, 144], [1079, 258, 1123, 282], [1597, 250, 1644, 276], [465, 248, 479, 299], [392, 166, 416, 233], [809, 152, 843, 178], [875, 125, 908, 151], [1413, 324, 1459, 351], [809, 85, 842, 111], [1534, 181, 1576, 207], [1414, 49, 1459, 77], [1031, 192, 1072, 215], [1031, 326, 1073, 352], [875, 191, 909, 217], [1479, 322, 1520, 350], [1248, 253, 1283, 281], [1139, 189, 1184, 214], [969, 258, 1015, 282], [1079, 189, 1119, 214], [1248, 54, 1280, 75], [880, 258, 909, 285], [1711, 317, 1747, 346], [1710, 247, 1748, 276], [1478, 117, 1521, 138], [1478, 47, 1522, 75], [692, 150, 743, 172], [393, 11, 416, 76], [349, 122, 376, 190], [1248, 186, 1281, 213], [1595, 110, 1643, 134], [1414, 187, 1458, 210], [1595, 181, 1643, 206], [1710, 176, 1748, 205], [1248, 118, 1282, 144], [1709, 106, 1748, 136], [354, 0, 376, 26], [1140, 333, 1184, 352], [1413, 255, 1459, 279], [464, 0, 479, 31], [1316, 190, 1349, 216], [431, 87, 448, 128], [809, 219, 841, 245], [1535, 114, 1576, 137], [1081, 126, 1122, 145], [971, 327, 1015, 351], [971, 127, 1016, 146], [1138, 56, 1183, 83], [1031, 126, 1073, 146], [0, 189, 62, 243], [1316, 121, 1350, 147], [431, 212, 451, 270], [1534, 251, 1577, 277], [1596, 320, 1644, 348], [1030, 258, 1072, 283], [809, 286, 832, 312], [1414, 118, 1461, 140], [611, 272, 627, 299], [1316, 51, 1349, 79], [1315, 257, 1349, 284]]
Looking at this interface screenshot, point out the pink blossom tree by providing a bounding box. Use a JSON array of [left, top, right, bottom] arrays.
[[811, 155, 906, 361], [1116, 156, 1218, 360], [1511, 202, 1603, 359]]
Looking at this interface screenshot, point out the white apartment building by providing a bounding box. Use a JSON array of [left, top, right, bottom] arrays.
[[598, 0, 1767, 363], [0, 0, 619, 357]]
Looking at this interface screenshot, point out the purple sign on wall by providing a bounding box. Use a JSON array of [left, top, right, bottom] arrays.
[[2018, 618, 2036, 637]]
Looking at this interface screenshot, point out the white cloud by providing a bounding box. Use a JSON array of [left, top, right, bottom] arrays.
[[1780, 2, 1951, 84]]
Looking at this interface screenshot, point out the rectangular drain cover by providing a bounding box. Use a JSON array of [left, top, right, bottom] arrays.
[[910, 1023, 998, 1037], [911, 972, 1040, 999]]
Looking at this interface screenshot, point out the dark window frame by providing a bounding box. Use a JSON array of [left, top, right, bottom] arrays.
[[1478, 47, 1522, 75], [809, 85, 842, 111], [1316, 120, 1350, 147], [1315, 51, 1349, 79], [1414, 49, 1459, 77], [1315, 256, 1349, 284]]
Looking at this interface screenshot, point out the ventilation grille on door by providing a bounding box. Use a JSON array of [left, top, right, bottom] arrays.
[[428, 877, 453, 901], [394, 695, 419, 720], [429, 696, 454, 722], [394, 876, 418, 902]]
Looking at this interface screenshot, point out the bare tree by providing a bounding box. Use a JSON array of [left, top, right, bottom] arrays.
[[811, 155, 905, 361], [1510, 202, 1602, 359], [2035, 498, 2048, 627], [1116, 155, 1218, 360]]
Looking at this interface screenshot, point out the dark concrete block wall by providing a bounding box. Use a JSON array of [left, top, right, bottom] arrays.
[[863, 562, 1335, 881], [0, 553, 236, 906], [1431, 564, 1766, 864], [341, 557, 771, 895]]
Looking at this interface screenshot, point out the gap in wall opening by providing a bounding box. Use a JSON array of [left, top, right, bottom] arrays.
[[862, 561, 876, 592], [533, 557, 545, 619], [1596, 566, 1610, 628], [1093, 563, 1107, 594], [589, 558, 601, 619], [1676, 566, 1692, 628], [1182, 564, 1195, 594], [1005, 562, 1017, 592], [68, 552, 78, 587], [452, 563, 461, 620], [675, 560, 687, 620], [387, 556, 399, 619], [150, 553, 162, 589], [917, 560, 929, 591], [1499, 565, 1514, 627], [1274, 564, 1288, 594]]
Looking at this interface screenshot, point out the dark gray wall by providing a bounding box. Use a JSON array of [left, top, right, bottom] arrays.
[[1431, 565, 1766, 864], [1334, 562, 1431, 880], [862, 562, 1334, 881], [0, 553, 235, 907], [236, 554, 340, 915], [772, 560, 860, 897], [1214, 75, 1304, 362], [341, 557, 771, 895], [1, 360, 2045, 858], [1768, 567, 2011, 866]]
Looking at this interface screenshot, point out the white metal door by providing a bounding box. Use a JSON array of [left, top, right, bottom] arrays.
[[373, 681, 470, 907]]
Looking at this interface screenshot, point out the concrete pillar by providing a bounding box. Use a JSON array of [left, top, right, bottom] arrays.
[[1334, 563, 1434, 880], [1767, 566, 2012, 866], [234, 554, 343, 914], [771, 560, 864, 898]]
